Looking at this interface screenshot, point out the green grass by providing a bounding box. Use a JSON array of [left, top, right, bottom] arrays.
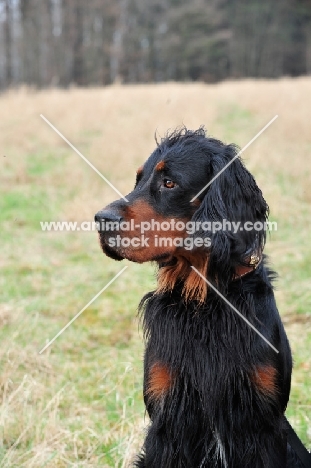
[[0, 140, 153, 467]]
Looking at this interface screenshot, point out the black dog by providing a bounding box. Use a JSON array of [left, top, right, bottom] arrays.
[[95, 127, 304, 467]]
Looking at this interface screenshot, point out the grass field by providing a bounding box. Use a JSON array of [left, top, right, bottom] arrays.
[[0, 79, 311, 467]]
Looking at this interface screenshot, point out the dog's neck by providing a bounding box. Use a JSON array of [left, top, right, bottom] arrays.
[[156, 250, 263, 304]]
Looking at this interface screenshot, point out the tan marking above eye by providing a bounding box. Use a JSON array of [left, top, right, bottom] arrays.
[[136, 165, 143, 175], [156, 160, 165, 171]]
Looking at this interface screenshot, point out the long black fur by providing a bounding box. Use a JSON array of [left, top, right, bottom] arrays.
[[137, 262, 291, 467], [95, 127, 305, 467]]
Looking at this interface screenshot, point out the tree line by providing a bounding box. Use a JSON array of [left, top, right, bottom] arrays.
[[1, 0, 311, 89]]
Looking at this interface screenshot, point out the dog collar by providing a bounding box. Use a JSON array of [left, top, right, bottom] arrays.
[[234, 252, 262, 280]]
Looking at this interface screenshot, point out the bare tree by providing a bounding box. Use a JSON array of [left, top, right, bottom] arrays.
[[4, 0, 12, 86], [0, 0, 310, 89]]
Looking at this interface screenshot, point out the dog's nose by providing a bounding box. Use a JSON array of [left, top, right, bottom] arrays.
[[94, 210, 123, 224]]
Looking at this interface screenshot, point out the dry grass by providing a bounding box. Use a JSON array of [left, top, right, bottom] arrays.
[[0, 78, 311, 466]]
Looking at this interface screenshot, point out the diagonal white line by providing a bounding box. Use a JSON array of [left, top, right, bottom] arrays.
[[191, 115, 278, 202], [191, 266, 279, 354], [39, 266, 128, 354], [40, 114, 129, 202]]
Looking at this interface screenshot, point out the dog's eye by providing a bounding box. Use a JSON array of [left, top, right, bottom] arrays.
[[163, 178, 176, 189]]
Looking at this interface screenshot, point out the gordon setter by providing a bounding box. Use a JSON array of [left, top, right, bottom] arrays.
[[95, 127, 307, 467]]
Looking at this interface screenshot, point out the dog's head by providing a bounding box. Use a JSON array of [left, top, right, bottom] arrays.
[[95, 127, 268, 302]]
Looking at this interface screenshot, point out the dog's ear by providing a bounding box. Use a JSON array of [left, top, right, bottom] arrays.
[[191, 146, 269, 290]]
